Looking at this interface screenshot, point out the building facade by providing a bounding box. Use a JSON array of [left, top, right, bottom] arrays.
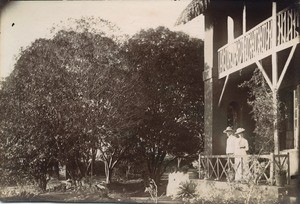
[[177, 0, 300, 176]]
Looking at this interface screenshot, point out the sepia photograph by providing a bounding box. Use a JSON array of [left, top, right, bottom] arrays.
[[0, 0, 299, 203]]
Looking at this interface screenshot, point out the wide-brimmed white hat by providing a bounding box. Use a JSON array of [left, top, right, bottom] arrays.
[[223, 126, 234, 133], [235, 128, 245, 134]]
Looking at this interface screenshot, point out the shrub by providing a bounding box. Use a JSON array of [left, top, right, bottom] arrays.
[[177, 181, 197, 201]]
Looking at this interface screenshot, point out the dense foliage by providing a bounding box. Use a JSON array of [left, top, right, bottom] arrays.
[[0, 28, 143, 188], [123, 27, 204, 182], [0, 23, 204, 189], [239, 68, 285, 153]]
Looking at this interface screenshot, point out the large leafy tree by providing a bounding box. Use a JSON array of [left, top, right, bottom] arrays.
[[0, 19, 143, 188], [123, 26, 204, 182], [0, 37, 78, 189], [86, 59, 146, 184]]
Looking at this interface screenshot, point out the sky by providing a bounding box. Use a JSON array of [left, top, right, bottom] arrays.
[[0, 0, 204, 79]]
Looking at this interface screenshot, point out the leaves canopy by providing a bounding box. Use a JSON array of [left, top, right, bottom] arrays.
[[123, 26, 204, 180], [0, 24, 205, 185], [239, 68, 286, 153], [0, 25, 144, 186]]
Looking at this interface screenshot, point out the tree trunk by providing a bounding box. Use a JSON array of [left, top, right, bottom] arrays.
[[126, 165, 131, 180], [37, 175, 48, 191], [177, 158, 182, 170], [91, 148, 96, 177], [147, 152, 166, 184], [104, 161, 112, 184], [36, 161, 49, 191], [75, 154, 84, 179]]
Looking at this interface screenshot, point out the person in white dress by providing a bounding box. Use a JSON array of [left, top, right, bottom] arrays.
[[223, 126, 236, 155], [223, 127, 237, 181], [234, 128, 249, 181]]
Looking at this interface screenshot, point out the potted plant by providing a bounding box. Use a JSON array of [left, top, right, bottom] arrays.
[[275, 169, 287, 187], [187, 161, 199, 179]]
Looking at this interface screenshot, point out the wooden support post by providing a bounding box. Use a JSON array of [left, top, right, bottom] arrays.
[[294, 86, 300, 149], [277, 45, 297, 89], [243, 2, 246, 34], [270, 153, 275, 185], [218, 75, 229, 107], [272, 2, 279, 154], [273, 90, 279, 154], [287, 152, 290, 185], [256, 61, 273, 90]]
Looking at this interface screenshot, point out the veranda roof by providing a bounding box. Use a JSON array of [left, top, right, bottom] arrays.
[[175, 0, 299, 26], [175, 0, 211, 26]]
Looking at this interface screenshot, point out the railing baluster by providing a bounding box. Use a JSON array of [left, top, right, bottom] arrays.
[[207, 156, 210, 179], [284, 11, 287, 43], [216, 158, 219, 180], [198, 154, 201, 179], [287, 152, 290, 185], [270, 153, 275, 185], [227, 156, 230, 172], [288, 10, 291, 40]]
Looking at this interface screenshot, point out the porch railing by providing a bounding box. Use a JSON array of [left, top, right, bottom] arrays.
[[218, 6, 300, 78], [277, 6, 300, 46], [198, 153, 290, 185]]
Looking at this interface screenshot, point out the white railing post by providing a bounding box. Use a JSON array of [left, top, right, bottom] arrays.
[[227, 156, 230, 172], [216, 158, 219, 180], [272, 2, 280, 154], [270, 153, 275, 185], [206, 156, 209, 179], [243, 2, 246, 34], [272, 2, 277, 48], [287, 152, 290, 185], [198, 154, 201, 179]]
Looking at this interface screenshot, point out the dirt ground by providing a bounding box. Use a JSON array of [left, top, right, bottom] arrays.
[[0, 179, 171, 203]]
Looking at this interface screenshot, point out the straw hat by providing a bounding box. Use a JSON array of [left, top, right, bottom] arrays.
[[223, 126, 234, 133], [235, 128, 245, 134]]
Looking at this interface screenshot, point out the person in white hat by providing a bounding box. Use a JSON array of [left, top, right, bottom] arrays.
[[234, 128, 249, 181], [234, 128, 249, 154], [223, 126, 236, 155]]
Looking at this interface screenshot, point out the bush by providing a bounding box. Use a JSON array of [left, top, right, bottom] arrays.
[[177, 181, 197, 201], [0, 168, 33, 187], [0, 186, 40, 199]]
